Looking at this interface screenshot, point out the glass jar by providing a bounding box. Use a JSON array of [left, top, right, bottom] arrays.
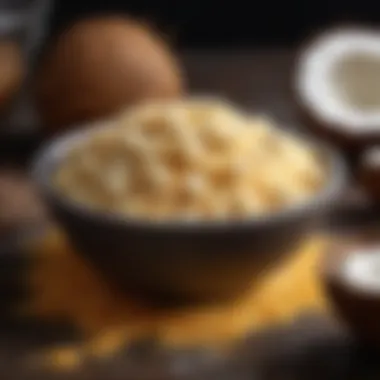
[[0, 0, 53, 133]]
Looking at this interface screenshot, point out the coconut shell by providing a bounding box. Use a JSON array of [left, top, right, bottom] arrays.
[[295, 100, 373, 157], [0, 169, 47, 236], [33, 16, 184, 133], [294, 27, 380, 158], [322, 239, 380, 344], [357, 146, 380, 202]]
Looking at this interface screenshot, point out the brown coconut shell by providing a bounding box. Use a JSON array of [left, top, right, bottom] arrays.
[[357, 146, 380, 202], [0, 169, 47, 236], [322, 239, 380, 344], [33, 15, 184, 134], [294, 26, 380, 159]]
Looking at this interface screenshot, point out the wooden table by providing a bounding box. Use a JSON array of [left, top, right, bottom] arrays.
[[0, 50, 379, 380], [0, 49, 375, 235]]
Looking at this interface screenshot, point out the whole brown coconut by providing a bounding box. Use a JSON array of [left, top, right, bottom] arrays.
[[34, 16, 184, 133]]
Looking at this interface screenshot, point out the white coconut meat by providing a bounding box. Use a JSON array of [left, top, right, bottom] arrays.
[[297, 29, 380, 133], [340, 248, 380, 293]]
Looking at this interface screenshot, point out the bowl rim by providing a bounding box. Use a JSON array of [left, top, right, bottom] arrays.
[[30, 116, 348, 233]]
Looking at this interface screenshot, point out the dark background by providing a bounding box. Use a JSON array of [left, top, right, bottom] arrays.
[[49, 0, 380, 48]]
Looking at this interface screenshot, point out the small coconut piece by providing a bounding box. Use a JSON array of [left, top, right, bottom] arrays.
[[323, 241, 380, 343], [0, 169, 47, 236], [296, 28, 380, 154], [0, 40, 24, 116], [357, 146, 380, 201]]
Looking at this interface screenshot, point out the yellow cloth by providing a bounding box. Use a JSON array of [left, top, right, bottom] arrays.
[[22, 231, 328, 370]]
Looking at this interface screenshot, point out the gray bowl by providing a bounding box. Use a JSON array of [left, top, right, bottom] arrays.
[[31, 123, 347, 305]]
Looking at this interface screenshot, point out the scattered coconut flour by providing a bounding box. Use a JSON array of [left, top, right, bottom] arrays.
[[340, 248, 380, 293]]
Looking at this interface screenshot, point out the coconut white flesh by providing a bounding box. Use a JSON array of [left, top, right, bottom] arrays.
[[340, 248, 380, 293], [298, 30, 380, 132]]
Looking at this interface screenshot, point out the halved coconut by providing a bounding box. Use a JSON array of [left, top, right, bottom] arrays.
[[296, 28, 380, 153], [323, 240, 380, 343]]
